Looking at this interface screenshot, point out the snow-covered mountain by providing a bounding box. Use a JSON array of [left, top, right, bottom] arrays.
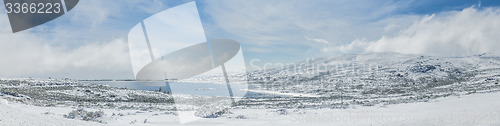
[[243, 52, 500, 108], [2, 52, 500, 109], [2, 52, 500, 125]]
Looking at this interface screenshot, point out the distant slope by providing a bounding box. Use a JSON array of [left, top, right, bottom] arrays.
[[244, 52, 500, 108]]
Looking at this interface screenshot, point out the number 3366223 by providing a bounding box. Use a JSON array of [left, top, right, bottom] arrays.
[[5, 2, 61, 14]]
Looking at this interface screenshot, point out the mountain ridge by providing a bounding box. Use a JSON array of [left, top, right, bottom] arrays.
[[241, 52, 500, 108]]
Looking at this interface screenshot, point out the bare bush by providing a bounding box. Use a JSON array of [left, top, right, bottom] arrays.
[[64, 108, 105, 123]]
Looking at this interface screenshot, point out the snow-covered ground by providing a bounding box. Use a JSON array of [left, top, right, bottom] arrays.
[[1, 91, 500, 125], [244, 52, 500, 108], [2, 53, 500, 125]]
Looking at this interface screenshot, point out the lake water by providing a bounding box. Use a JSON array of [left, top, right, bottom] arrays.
[[81, 81, 279, 98]]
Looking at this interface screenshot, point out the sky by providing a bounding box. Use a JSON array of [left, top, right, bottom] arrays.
[[0, 0, 499, 79]]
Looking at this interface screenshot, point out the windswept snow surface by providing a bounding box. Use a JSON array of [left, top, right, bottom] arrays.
[[1, 91, 500, 125]]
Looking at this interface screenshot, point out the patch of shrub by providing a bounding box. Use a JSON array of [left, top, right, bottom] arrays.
[[64, 108, 105, 123]]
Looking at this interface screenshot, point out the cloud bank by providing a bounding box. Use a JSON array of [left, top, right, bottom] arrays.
[[0, 1, 151, 79], [344, 7, 500, 56]]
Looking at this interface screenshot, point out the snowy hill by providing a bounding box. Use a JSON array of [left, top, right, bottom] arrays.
[[2, 52, 500, 125], [243, 52, 500, 108]]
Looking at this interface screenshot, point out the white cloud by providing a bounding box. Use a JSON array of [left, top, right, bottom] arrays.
[[1, 0, 496, 79], [350, 7, 500, 56], [203, 0, 500, 58], [202, 0, 412, 54], [0, 32, 132, 79], [305, 36, 329, 44], [332, 39, 371, 53], [0, 1, 219, 79], [0, 1, 138, 79]]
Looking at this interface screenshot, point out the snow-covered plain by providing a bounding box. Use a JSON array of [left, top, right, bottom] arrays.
[[1, 52, 500, 125], [1, 90, 500, 125]]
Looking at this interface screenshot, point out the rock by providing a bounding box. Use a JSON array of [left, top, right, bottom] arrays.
[[236, 115, 247, 119], [410, 65, 436, 73], [276, 109, 288, 115]]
